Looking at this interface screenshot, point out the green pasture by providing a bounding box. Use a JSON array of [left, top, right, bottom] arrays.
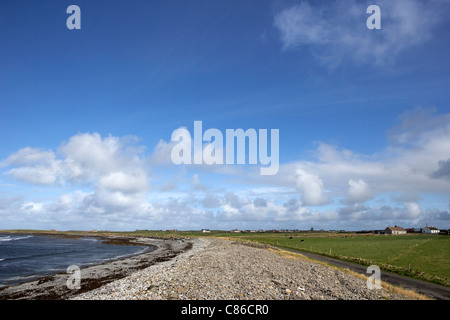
[[236, 233, 450, 287]]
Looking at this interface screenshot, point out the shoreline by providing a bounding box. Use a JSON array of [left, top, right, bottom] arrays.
[[1, 235, 437, 300], [72, 238, 417, 300], [0, 234, 196, 300]]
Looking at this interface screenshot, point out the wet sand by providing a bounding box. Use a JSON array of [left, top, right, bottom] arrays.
[[0, 235, 194, 300]]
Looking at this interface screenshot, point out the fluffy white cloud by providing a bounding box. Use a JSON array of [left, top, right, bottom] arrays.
[[292, 168, 328, 206], [2, 133, 149, 191], [2, 147, 55, 167], [60, 133, 147, 183], [98, 171, 148, 194], [346, 179, 372, 204], [1, 147, 62, 185], [402, 201, 422, 219]]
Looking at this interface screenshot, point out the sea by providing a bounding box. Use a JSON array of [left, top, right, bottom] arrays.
[[0, 233, 149, 288]]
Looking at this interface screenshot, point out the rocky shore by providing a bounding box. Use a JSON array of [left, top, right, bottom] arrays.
[[72, 238, 406, 300], [0, 236, 193, 300]]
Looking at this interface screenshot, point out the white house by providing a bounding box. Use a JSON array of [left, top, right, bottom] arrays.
[[201, 229, 210, 233], [384, 226, 406, 235], [422, 226, 439, 234]]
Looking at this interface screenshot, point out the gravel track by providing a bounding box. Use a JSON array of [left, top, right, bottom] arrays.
[[73, 238, 406, 300]]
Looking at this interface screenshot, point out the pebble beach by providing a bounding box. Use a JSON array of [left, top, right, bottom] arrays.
[[72, 238, 406, 300]]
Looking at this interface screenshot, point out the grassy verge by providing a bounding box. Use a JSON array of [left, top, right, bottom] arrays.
[[268, 247, 431, 300]]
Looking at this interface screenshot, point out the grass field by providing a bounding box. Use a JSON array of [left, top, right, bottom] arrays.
[[232, 233, 450, 287]]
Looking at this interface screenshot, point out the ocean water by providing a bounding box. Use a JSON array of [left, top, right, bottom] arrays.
[[0, 233, 149, 287]]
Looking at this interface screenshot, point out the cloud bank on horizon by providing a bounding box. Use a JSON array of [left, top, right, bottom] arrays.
[[0, 0, 449, 231], [1, 107, 449, 230]]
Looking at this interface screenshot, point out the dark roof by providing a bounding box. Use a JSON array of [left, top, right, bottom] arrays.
[[385, 226, 406, 231]]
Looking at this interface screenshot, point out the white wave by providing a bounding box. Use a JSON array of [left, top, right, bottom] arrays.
[[14, 235, 33, 241], [81, 237, 99, 242], [0, 236, 12, 242], [0, 235, 33, 242]]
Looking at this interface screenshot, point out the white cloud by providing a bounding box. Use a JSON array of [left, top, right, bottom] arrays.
[[2, 147, 55, 167], [20, 201, 45, 214], [7, 165, 60, 185], [98, 171, 148, 194], [2, 132, 149, 190], [402, 201, 422, 219], [60, 133, 146, 182], [346, 179, 372, 203], [292, 168, 328, 206], [273, 0, 446, 66], [1, 147, 62, 185]]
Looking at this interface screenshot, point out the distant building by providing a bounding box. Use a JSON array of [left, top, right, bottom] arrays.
[[231, 229, 240, 233], [201, 229, 210, 233], [385, 226, 406, 235], [422, 226, 439, 234]]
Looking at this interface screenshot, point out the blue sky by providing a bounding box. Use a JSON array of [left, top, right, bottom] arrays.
[[1, 0, 450, 231]]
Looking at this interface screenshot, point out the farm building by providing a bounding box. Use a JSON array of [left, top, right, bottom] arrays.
[[422, 226, 439, 234], [385, 226, 406, 235], [201, 229, 210, 233]]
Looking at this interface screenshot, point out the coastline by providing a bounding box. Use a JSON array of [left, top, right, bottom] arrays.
[[0, 234, 196, 300], [72, 238, 418, 300], [0, 235, 436, 300]]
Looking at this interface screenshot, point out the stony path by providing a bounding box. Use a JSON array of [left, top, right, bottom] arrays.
[[73, 238, 405, 300]]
